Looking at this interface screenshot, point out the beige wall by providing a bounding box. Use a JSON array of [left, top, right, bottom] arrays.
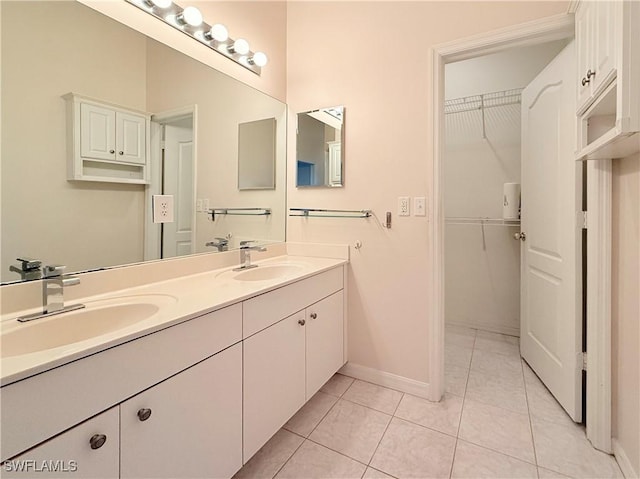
[[1, 1, 148, 282], [612, 153, 640, 476], [286, 1, 569, 384]]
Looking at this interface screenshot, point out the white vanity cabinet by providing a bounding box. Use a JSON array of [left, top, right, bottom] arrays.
[[242, 268, 345, 460], [1, 407, 119, 479], [120, 343, 243, 479], [575, 0, 640, 160], [64, 93, 150, 184]]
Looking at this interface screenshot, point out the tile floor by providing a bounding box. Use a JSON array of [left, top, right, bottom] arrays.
[[233, 326, 623, 479]]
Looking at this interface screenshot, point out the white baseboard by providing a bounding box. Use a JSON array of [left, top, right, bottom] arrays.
[[613, 438, 639, 479], [339, 362, 431, 400], [446, 319, 520, 337]]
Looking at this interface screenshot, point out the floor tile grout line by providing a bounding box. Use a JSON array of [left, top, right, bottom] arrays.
[[365, 392, 404, 471], [269, 432, 308, 479], [520, 357, 541, 474]]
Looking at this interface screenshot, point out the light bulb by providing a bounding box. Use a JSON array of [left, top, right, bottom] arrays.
[[150, 0, 172, 8], [207, 24, 228, 42], [230, 38, 250, 55], [250, 52, 268, 67], [177, 6, 203, 27]]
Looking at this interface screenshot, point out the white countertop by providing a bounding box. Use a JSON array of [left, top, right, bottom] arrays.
[[0, 255, 346, 386]]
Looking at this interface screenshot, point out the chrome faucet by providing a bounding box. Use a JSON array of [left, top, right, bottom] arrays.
[[9, 257, 43, 281], [205, 237, 229, 252], [233, 241, 267, 271], [17, 265, 85, 322]]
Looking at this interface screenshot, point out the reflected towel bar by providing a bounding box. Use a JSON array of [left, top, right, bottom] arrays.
[[208, 208, 271, 221], [289, 208, 372, 218]]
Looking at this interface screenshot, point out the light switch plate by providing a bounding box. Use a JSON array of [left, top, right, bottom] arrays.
[[414, 197, 426, 216], [398, 196, 410, 216], [152, 195, 174, 223]]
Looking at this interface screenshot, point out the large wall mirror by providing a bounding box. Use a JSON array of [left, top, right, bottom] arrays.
[[0, 1, 286, 284], [296, 106, 344, 188]]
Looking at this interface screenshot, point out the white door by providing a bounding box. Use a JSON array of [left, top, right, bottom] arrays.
[[162, 120, 195, 258], [520, 41, 582, 421]]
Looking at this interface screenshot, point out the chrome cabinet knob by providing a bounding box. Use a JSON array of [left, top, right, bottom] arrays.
[[89, 434, 107, 450], [298, 319, 306, 326], [582, 77, 589, 86], [109, 149, 115, 154], [514, 232, 526, 241], [137, 408, 152, 421], [118, 151, 124, 155], [310, 313, 317, 319], [587, 69, 595, 79]]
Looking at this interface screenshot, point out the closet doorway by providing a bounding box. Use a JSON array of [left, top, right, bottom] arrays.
[[442, 39, 584, 420]]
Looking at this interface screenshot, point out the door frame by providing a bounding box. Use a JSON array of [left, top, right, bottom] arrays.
[[428, 12, 612, 452], [144, 105, 198, 261]]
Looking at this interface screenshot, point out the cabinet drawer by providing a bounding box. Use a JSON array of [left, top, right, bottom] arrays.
[[243, 266, 343, 338], [0, 304, 241, 462]]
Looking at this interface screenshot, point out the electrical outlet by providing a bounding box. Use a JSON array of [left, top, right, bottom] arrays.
[[414, 197, 426, 216], [203, 198, 210, 212], [196, 199, 203, 212], [398, 196, 410, 216], [152, 195, 174, 223]]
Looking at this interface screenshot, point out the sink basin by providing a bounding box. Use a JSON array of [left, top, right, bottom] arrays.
[[231, 264, 305, 282], [2, 294, 176, 358]]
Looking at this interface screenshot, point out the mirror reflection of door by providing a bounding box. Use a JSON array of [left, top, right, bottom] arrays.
[[161, 116, 195, 259], [296, 106, 344, 188]]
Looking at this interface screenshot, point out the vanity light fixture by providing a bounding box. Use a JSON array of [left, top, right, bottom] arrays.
[[249, 52, 268, 67], [205, 24, 229, 43], [228, 38, 250, 55], [126, 0, 267, 75], [144, 0, 172, 9], [175, 6, 203, 27]]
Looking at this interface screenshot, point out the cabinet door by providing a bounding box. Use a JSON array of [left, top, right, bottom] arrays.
[[80, 103, 115, 161], [591, 0, 617, 94], [2, 407, 119, 479], [243, 311, 306, 461], [115, 111, 146, 164], [306, 290, 344, 398], [575, 1, 593, 110], [120, 343, 243, 479]]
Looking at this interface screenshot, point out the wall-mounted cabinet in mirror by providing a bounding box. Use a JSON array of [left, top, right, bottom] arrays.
[[296, 106, 344, 188], [0, 1, 286, 284]]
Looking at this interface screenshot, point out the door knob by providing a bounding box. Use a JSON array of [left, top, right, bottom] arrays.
[[587, 69, 595, 79], [137, 408, 152, 421], [89, 434, 107, 450], [581, 77, 590, 86], [514, 232, 526, 241], [310, 313, 317, 319], [298, 319, 306, 326]]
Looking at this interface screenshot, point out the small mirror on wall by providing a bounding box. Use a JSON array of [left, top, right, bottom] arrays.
[[238, 117, 276, 190], [296, 106, 344, 188]]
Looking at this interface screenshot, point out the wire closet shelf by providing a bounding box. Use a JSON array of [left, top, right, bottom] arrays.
[[444, 87, 523, 115], [445, 217, 520, 226]]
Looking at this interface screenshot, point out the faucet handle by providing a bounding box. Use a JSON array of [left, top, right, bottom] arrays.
[[16, 257, 42, 272], [43, 265, 66, 278]]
